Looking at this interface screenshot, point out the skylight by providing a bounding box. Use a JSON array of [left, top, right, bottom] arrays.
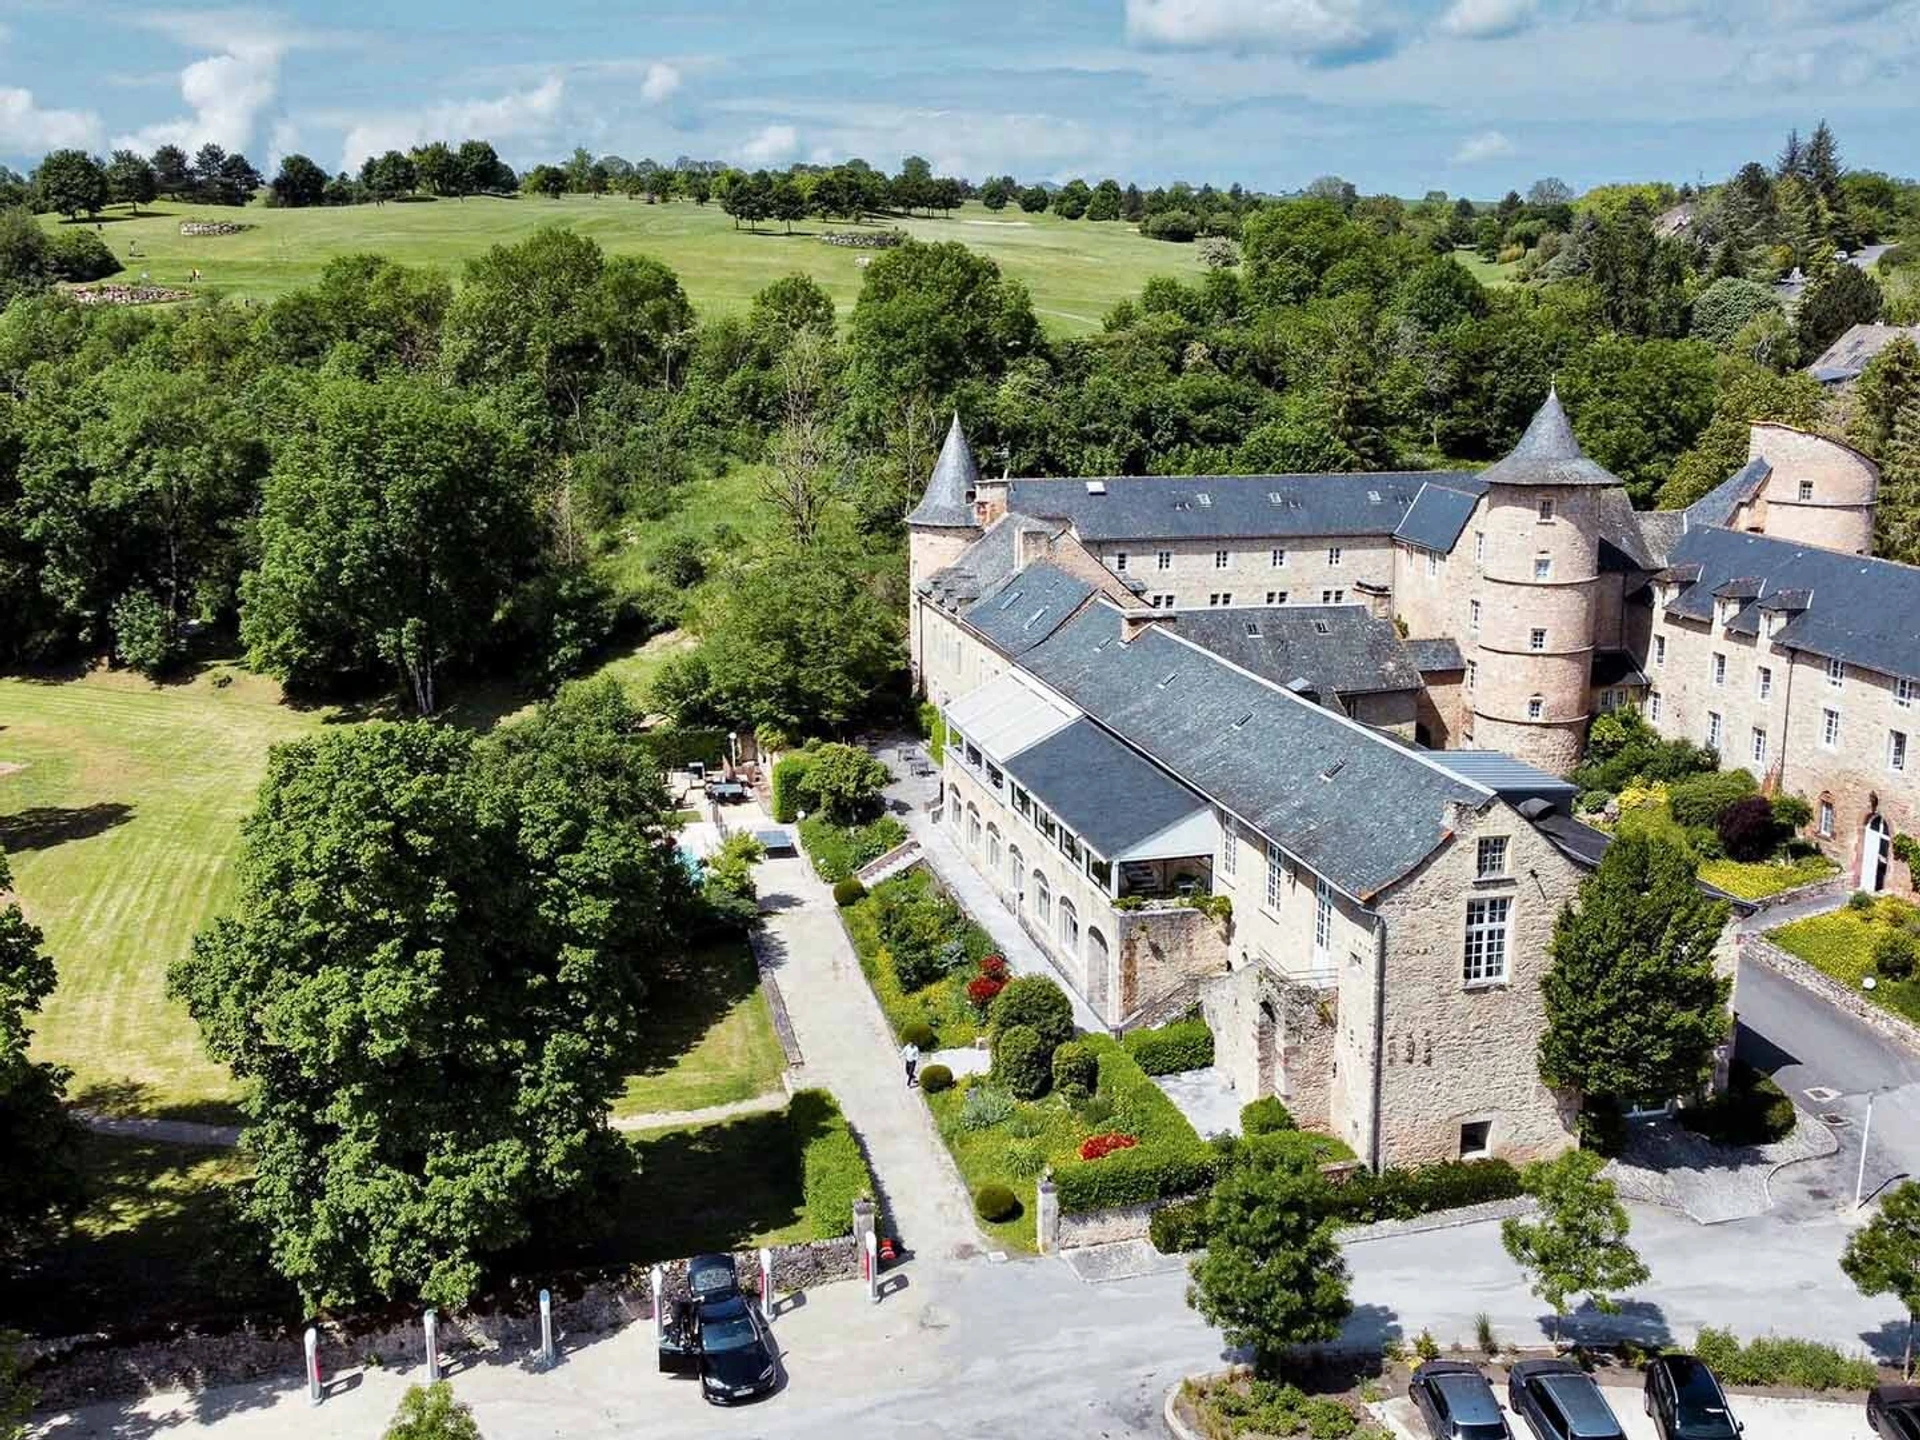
[[1368, 490, 1382, 504], [998, 589, 1022, 610], [1244, 621, 1261, 637], [1085, 480, 1107, 495], [1023, 606, 1047, 630], [1231, 711, 1254, 730], [1312, 620, 1331, 635], [1321, 759, 1347, 781], [1196, 493, 1212, 507], [1157, 672, 1178, 688]]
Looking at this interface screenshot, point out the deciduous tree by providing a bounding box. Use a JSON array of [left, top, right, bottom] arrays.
[[32, 149, 106, 219], [1842, 1180, 1920, 1375], [1502, 1149, 1649, 1342]]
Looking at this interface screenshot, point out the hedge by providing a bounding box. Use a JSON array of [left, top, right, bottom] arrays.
[[771, 754, 813, 823], [1123, 1016, 1215, 1075], [1051, 1041, 1097, 1100], [1693, 1328, 1878, 1391], [1241, 1096, 1296, 1135], [1053, 1142, 1218, 1213], [1148, 1195, 1211, 1254], [790, 1089, 875, 1240], [638, 727, 729, 772], [1324, 1158, 1521, 1225], [799, 813, 908, 884]]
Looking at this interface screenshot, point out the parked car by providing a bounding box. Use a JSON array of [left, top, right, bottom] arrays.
[[1508, 1359, 1626, 1440], [657, 1254, 780, 1406], [1410, 1360, 1511, 1439], [1643, 1354, 1740, 1439], [1870, 1384, 1920, 1440]]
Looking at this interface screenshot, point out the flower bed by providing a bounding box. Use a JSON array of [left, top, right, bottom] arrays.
[[839, 870, 988, 1048], [798, 812, 907, 883], [1177, 1372, 1370, 1439], [1771, 896, 1920, 1027]]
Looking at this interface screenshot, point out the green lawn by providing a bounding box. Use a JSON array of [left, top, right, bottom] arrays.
[[0, 663, 323, 1119], [614, 938, 787, 1118], [1453, 248, 1522, 286], [1771, 897, 1920, 1026], [53, 197, 1208, 337]]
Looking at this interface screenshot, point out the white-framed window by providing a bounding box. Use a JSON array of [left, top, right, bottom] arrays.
[[1477, 835, 1509, 879], [1427, 551, 1440, 578], [1464, 896, 1512, 985], [1757, 666, 1772, 700], [1648, 691, 1663, 721], [1265, 841, 1284, 912], [1654, 634, 1667, 667], [1798, 479, 1815, 502], [1157, 550, 1172, 571], [1469, 599, 1481, 630], [1712, 653, 1726, 687], [1819, 800, 1835, 837], [1538, 498, 1555, 522], [1219, 820, 1237, 878], [1899, 678, 1917, 709], [1828, 656, 1846, 689], [1031, 870, 1050, 926], [1752, 727, 1768, 766], [1214, 549, 1230, 570], [1706, 711, 1722, 750], [1113, 551, 1128, 573], [1530, 628, 1547, 652], [1534, 554, 1552, 581], [1208, 592, 1233, 607], [1328, 546, 1344, 567], [1314, 876, 1333, 954], [968, 805, 982, 847], [1823, 707, 1842, 748], [1059, 897, 1079, 953], [1271, 547, 1287, 568], [1474, 530, 1486, 563], [1265, 590, 1288, 605], [986, 824, 1000, 872], [1892, 731, 1909, 774], [1527, 696, 1544, 721], [1322, 588, 1345, 604]]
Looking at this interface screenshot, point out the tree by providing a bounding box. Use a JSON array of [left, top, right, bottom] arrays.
[[1051, 179, 1091, 220], [0, 846, 85, 1269], [1085, 179, 1124, 222], [1844, 1180, 1920, 1375], [1527, 177, 1574, 208], [1558, 336, 1719, 507], [748, 273, 836, 344], [771, 177, 808, 233], [1688, 277, 1782, 350], [361, 149, 418, 204], [105, 150, 156, 212], [110, 588, 180, 678], [0, 208, 51, 307], [980, 175, 1013, 211], [761, 328, 843, 544], [1501, 1149, 1649, 1343], [1878, 397, 1920, 565], [410, 141, 461, 197], [1851, 337, 1920, 461], [1658, 359, 1826, 509], [190, 142, 227, 197], [170, 683, 693, 1310], [384, 1382, 481, 1440], [1796, 262, 1882, 358], [33, 149, 107, 219], [213, 152, 263, 206], [151, 144, 192, 199], [799, 742, 891, 821], [456, 139, 512, 195], [1538, 832, 1731, 1122], [1186, 1133, 1351, 1373], [269, 153, 328, 209], [1017, 184, 1050, 214]]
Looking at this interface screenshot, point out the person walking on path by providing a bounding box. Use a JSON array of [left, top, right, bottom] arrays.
[[901, 1039, 920, 1088]]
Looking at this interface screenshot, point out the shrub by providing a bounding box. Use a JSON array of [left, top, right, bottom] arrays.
[[1124, 1016, 1214, 1075], [799, 813, 907, 884], [832, 876, 866, 907], [965, 974, 1006, 1010], [1241, 1096, 1297, 1136], [1053, 1143, 1217, 1213], [974, 1183, 1020, 1222], [918, 1063, 953, 1093], [979, 954, 1009, 980], [1772, 793, 1813, 832], [1692, 1327, 1878, 1391], [1414, 1330, 1441, 1363], [1326, 1159, 1523, 1225], [875, 880, 971, 990], [1079, 1132, 1139, 1161], [1149, 1195, 1212, 1254], [1669, 769, 1758, 828], [1051, 1041, 1097, 1100], [1876, 930, 1920, 980], [1718, 795, 1779, 861], [384, 1382, 480, 1440], [1004, 1138, 1048, 1179], [1078, 1094, 1115, 1128], [1577, 789, 1613, 814], [771, 753, 813, 822], [902, 1020, 936, 1051], [45, 227, 120, 282], [959, 1084, 1014, 1131], [801, 742, 892, 823], [989, 975, 1074, 1051], [1850, 889, 1878, 912], [110, 589, 181, 678], [918, 701, 945, 763], [790, 1089, 875, 1239], [992, 1024, 1050, 1099]]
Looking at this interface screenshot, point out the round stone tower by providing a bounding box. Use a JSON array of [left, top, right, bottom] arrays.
[[907, 414, 985, 691], [1468, 390, 1621, 775]]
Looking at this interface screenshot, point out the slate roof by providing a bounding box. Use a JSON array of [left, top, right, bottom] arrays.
[[1001, 472, 1464, 543], [1000, 718, 1207, 858], [1394, 479, 1487, 554], [961, 559, 1096, 658], [1665, 525, 1920, 682], [907, 414, 982, 528], [920, 512, 1053, 609], [1406, 638, 1466, 672], [1683, 455, 1771, 531], [1171, 606, 1426, 696], [1591, 652, 1648, 687], [1476, 389, 1623, 489], [1426, 751, 1577, 804], [1808, 323, 1920, 385], [1634, 511, 1688, 568], [1018, 602, 1490, 898]]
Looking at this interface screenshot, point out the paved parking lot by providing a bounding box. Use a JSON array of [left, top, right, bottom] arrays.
[[1377, 1384, 1871, 1440]]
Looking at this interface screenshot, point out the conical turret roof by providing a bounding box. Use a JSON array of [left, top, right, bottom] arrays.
[[908, 413, 982, 528], [1479, 388, 1620, 488]]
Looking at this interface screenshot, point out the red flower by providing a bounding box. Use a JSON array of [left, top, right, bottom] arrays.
[[978, 954, 1009, 980], [1078, 1132, 1139, 1161], [965, 975, 1007, 1008]]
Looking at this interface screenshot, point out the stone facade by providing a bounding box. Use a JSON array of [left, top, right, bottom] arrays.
[[1736, 424, 1878, 554], [1083, 534, 1392, 614]]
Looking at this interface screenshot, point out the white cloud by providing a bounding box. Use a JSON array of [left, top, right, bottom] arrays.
[[0, 87, 102, 152], [740, 123, 798, 164], [267, 117, 300, 168], [1451, 129, 1515, 163], [1124, 0, 1392, 57], [334, 76, 565, 171], [640, 62, 681, 104], [1438, 0, 1539, 39], [114, 36, 285, 156]]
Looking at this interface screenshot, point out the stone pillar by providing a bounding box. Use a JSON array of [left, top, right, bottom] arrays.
[[1035, 1175, 1060, 1254], [851, 1196, 876, 1260]]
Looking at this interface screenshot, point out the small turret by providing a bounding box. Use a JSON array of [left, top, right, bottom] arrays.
[[908, 415, 988, 695]]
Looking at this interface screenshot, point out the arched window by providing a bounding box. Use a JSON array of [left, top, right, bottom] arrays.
[[1009, 844, 1024, 896], [967, 803, 981, 848], [1031, 870, 1051, 926], [1058, 897, 1079, 953], [986, 823, 1001, 872]]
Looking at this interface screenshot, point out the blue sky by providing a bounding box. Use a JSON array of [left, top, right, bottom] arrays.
[[1, 1, 1915, 195]]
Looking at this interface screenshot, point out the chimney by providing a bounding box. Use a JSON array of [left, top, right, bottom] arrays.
[[1018, 527, 1051, 569]]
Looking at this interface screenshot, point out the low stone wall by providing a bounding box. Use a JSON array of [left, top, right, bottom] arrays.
[[1053, 1195, 1196, 1250], [819, 229, 905, 248], [179, 220, 253, 236], [1743, 874, 1849, 917], [25, 1237, 856, 1410], [1745, 932, 1920, 1057], [69, 284, 191, 306]]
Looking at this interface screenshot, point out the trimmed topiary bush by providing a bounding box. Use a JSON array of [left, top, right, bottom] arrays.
[[1240, 1095, 1297, 1136], [1771, 793, 1813, 832], [902, 1020, 936, 1051], [989, 974, 1074, 1052], [833, 877, 867, 907], [770, 753, 813, 823], [992, 1023, 1050, 1099], [1051, 1040, 1097, 1100], [1124, 1016, 1214, 1075], [974, 1183, 1019, 1222], [1875, 930, 1919, 980], [918, 1063, 953, 1093]]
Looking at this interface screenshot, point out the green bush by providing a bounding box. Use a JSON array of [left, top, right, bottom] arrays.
[[918, 1063, 953, 1093], [1148, 1195, 1212, 1254], [974, 1183, 1020, 1222], [902, 1020, 936, 1051], [799, 813, 907, 884], [1877, 930, 1920, 980], [1679, 1063, 1796, 1147], [801, 742, 892, 823], [771, 753, 813, 823], [992, 1024, 1050, 1099], [918, 701, 945, 764], [1669, 769, 1759, 828], [833, 877, 866, 907], [1692, 1327, 1878, 1391], [1124, 1016, 1214, 1075], [1577, 789, 1613, 814], [959, 1084, 1014, 1131], [989, 975, 1074, 1051], [1850, 889, 1879, 912], [1325, 1159, 1523, 1225], [1241, 1096, 1297, 1136], [1004, 1138, 1048, 1179], [875, 880, 972, 991], [1053, 1143, 1217, 1212], [789, 1089, 875, 1240], [45, 227, 120, 282], [1772, 793, 1814, 832], [1051, 1041, 1097, 1100]]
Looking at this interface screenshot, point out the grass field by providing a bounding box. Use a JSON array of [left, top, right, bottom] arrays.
[[614, 939, 787, 1118], [0, 662, 322, 1119], [1453, 249, 1522, 287], [55, 196, 1208, 336], [1771, 897, 1920, 1027]]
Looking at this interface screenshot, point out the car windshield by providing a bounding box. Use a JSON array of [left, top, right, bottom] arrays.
[[688, 1260, 733, 1293], [1669, 1363, 1735, 1438], [702, 1307, 759, 1352]]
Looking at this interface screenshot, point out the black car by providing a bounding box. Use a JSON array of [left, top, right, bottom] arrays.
[[658, 1253, 780, 1406], [1643, 1354, 1740, 1439], [1508, 1359, 1626, 1440], [1410, 1360, 1511, 1439], [1870, 1384, 1920, 1440]]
